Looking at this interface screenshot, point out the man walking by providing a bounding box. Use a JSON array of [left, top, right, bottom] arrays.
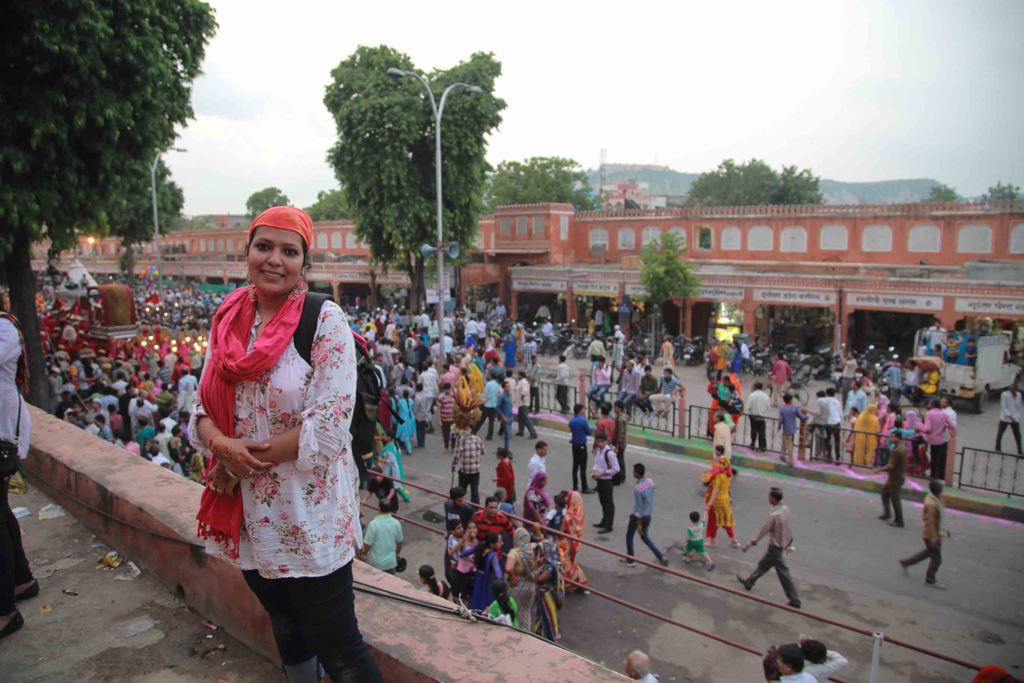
[[621, 463, 668, 567], [777, 394, 807, 465], [900, 480, 950, 587], [737, 487, 801, 608], [474, 371, 502, 439], [770, 354, 793, 407], [591, 431, 620, 533], [554, 355, 572, 414], [514, 370, 538, 440], [874, 430, 907, 527], [497, 379, 515, 454], [451, 429, 484, 504], [746, 382, 770, 452], [569, 403, 593, 493], [528, 441, 548, 483], [996, 385, 1023, 454]]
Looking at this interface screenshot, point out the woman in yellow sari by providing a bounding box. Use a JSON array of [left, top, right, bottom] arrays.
[[852, 403, 880, 467], [702, 452, 740, 546], [558, 490, 589, 592]]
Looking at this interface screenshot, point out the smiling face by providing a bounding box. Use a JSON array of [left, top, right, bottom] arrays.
[[246, 226, 305, 300]]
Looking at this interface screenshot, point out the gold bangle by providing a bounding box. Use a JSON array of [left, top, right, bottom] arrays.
[[208, 433, 225, 452], [224, 468, 239, 480]]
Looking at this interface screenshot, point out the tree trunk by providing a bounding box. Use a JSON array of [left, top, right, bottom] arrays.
[[406, 255, 425, 313], [5, 228, 48, 408], [368, 267, 379, 310], [121, 238, 136, 278]]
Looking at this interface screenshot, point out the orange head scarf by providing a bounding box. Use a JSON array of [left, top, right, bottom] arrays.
[[248, 206, 314, 250]]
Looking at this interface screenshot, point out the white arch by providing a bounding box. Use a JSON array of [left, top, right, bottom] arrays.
[[861, 224, 892, 252], [780, 226, 807, 253], [618, 226, 635, 250], [748, 225, 773, 251], [908, 224, 940, 253], [957, 223, 992, 253]]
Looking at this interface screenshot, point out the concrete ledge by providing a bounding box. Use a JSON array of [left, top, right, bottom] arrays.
[[533, 412, 1024, 524], [24, 406, 623, 682]]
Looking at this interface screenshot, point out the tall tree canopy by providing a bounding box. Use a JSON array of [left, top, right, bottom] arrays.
[[486, 157, 597, 210], [686, 159, 823, 207], [305, 188, 349, 221], [927, 183, 960, 202], [986, 181, 1021, 202], [0, 0, 216, 405], [246, 187, 291, 217], [324, 45, 505, 308], [638, 232, 700, 304]]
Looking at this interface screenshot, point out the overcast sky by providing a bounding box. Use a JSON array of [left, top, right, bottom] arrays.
[[169, 0, 1024, 215]]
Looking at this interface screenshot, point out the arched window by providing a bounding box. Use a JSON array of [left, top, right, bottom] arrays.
[[589, 226, 609, 251], [216, 239, 224, 252], [642, 225, 662, 246], [908, 224, 940, 253], [721, 226, 741, 251], [346, 231, 358, 249], [697, 226, 713, 250], [330, 232, 342, 249], [226, 239, 235, 251], [516, 217, 528, 236], [207, 239, 215, 252], [820, 224, 848, 250], [316, 233, 328, 249], [748, 225, 773, 251], [957, 223, 992, 253], [532, 216, 545, 237], [780, 226, 807, 253], [618, 226, 635, 250], [861, 224, 892, 252], [1010, 223, 1024, 254]]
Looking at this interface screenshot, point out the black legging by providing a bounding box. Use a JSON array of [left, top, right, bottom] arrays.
[[1, 474, 34, 616], [243, 561, 382, 682]]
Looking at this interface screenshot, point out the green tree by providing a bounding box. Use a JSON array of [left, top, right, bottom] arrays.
[[305, 188, 349, 221], [985, 181, 1021, 202], [686, 158, 823, 206], [638, 232, 700, 336], [104, 160, 185, 277], [246, 187, 290, 217], [324, 45, 505, 309], [927, 183, 960, 202], [0, 0, 215, 406], [487, 157, 597, 210]]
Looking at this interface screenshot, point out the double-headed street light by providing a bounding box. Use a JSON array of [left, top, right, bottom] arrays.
[[387, 67, 483, 371], [151, 146, 187, 299]]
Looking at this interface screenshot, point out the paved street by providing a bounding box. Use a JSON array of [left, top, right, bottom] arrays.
[[386, 419, 1024, 682]]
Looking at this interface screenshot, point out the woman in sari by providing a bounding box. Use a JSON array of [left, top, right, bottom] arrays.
[[852, 403, 880, 467], [703, 452, 740, 547], [470, 532, 504, 611], [531, 523, 562, 642], [378, 430, 410, 502], [392, 389, 415, 455], [505, 527, 536, 632], [558, 490, 589, 592], [523, 471, 551, 525]]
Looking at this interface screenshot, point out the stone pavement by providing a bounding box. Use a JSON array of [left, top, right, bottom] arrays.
[[3, 484, 280, 683]]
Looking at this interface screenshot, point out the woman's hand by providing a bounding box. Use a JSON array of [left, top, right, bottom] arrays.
[[207, 462, 240, 496], [211, 437, 274, 478]]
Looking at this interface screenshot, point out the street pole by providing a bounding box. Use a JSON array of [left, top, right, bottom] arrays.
[[387, 68, 481, 373], [150, 153, 163, 300]]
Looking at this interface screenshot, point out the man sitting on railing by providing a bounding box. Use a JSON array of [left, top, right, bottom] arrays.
[[636, 365, 659, 415], [618, 359, 642, 413], [650, 368, 681, 419], [587, 357, 612, 413]]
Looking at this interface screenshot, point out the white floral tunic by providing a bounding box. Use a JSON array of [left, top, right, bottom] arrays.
[[188, 300, 361, 579]]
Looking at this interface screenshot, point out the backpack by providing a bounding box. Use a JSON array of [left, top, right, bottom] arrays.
[[294, 293, 380, 483]]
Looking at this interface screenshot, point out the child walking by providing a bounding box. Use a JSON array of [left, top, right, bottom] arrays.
[[681, 511, 715, 570]]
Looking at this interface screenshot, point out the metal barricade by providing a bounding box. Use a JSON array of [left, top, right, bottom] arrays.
[[536, 381, 577, 415], [956, 447, 1024, 498]]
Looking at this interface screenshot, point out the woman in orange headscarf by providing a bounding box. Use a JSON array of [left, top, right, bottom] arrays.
[[558, 490, 589, 592], [188, 207, 381, 681]]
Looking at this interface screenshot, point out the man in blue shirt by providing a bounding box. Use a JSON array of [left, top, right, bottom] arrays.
[[496, 379, 515, 453], [473, 372, 503, 440], [503, 336, 517, 369], [884, 360, 903, 405], [622, 462, 668, 567], [569, 403, 593, 493], [777, 394, 808, 465], [845, 381, 867, 417]]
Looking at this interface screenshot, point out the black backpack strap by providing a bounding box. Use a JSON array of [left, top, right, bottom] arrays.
[[294, 292, 332, 367]]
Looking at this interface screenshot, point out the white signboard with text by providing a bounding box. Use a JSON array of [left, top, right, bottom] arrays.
[[846, 292, 944, 311], [753, 288, 836, 305], [695, 286, 745, 301], [573, 281, 620, 297], [954, 297, 1024, 316], [512, 279, 568, 292]]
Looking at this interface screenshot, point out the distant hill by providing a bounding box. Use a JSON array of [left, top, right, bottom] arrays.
[[586, 164, 946, 205]]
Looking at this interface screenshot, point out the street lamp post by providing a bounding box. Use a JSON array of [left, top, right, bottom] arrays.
[[388, 68, 482, 372], [150, 147, 186, 300]]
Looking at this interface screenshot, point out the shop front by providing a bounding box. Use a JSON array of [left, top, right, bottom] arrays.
[[512, 277, 568, 323], [845, 291, 944, 356], [752, 288, 837, 352], [687, 286, 746, 340], [572, 280, 621, 334]]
